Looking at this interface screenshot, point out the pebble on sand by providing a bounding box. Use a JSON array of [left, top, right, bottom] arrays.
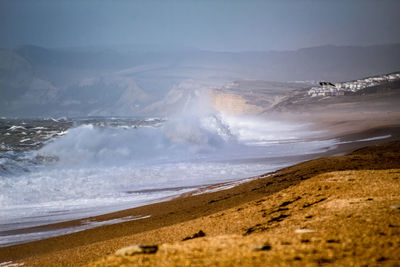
[[182, 230, 206, 241], [115, 244, 158, 256], [253, 242, 272, 251]]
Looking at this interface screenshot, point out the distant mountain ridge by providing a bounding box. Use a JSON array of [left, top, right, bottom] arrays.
[[1, 43, 400, 117]]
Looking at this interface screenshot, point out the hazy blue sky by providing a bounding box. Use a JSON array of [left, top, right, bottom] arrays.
[[1, 0, 400, 51]]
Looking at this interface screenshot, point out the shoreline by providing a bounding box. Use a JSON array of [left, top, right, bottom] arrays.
[[1, 125, 400, 266], [2, 125, 400, 244]]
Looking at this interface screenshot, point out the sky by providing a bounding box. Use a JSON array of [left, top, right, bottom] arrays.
[[1, 0, 400, 52]]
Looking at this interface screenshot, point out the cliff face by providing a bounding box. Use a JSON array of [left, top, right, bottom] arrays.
[[209, 80, 311, 116], [210, 91, 262, 115]]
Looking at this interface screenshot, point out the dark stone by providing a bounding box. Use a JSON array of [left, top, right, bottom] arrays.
[[279, 196, 301, 207], [326, 239, 340, 243], [265, 207, 289, 216], [244, 224, 268, 235], [376, 257, 388, 262], [303, 198, 327, 208], [253, 242, 272, 251], [316, 258, 334, 264], [268, 214, 289, 223], [115, 244, 158, 256], [182, 230, 206, 241]]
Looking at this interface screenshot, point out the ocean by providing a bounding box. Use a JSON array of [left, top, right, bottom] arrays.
[[0, 114, 337, 246]]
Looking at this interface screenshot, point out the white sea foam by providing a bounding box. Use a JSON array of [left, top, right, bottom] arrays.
[[7, 126, 26, 131], [357, 134, 391, 142], [0, 113, 337, 246], [337, 134, 392, 145]]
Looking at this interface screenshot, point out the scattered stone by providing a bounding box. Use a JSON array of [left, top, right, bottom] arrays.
[[390, 205, 400, 210], [182, 230, 206, 241], [294, 256, 302, 261], [244, 228, 255, 235], [244, 224, 268, 235], [316, 258, 334, 264], [367, 198, 373, 201], [305, 215, 313, 219], [115, 244, 158, 256], [326, 239, 340, 243], [279, 196, 301, 207], [303, 198, 327, 208], [256, 199, 266, 204], [267, 207, 289, 216], [301, 239, 310, 243], [376, 256, 388, 262], [268, 214, 289, 223], [253, 242, 272, 251]]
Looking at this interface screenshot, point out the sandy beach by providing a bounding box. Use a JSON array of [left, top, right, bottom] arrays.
[[1, 122, 400, 266], [2, 1, 400, 266]]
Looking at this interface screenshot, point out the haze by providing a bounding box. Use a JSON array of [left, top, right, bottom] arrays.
[[1, 0, 400, 51], [1, 0, 400, 117]]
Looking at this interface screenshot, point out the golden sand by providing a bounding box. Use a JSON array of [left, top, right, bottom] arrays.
[[87, 168, 400, 266]]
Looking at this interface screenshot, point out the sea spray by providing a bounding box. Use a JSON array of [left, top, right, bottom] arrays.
[[0, 91, 337, 245], [0, 115, 333, 215]]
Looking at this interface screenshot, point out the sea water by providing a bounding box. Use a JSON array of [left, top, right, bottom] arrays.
[[0, 114, 336, 246]]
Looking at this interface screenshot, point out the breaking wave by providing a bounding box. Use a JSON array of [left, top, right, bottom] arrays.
[[36, 114, 235, 167], [0, 113, 336, 242]]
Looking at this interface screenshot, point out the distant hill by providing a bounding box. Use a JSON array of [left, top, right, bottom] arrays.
[[270, 71, 400, 113], [1, 43, 400, 117]]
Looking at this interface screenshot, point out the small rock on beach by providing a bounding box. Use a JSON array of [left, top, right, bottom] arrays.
[[115, 244, 158, 256]]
